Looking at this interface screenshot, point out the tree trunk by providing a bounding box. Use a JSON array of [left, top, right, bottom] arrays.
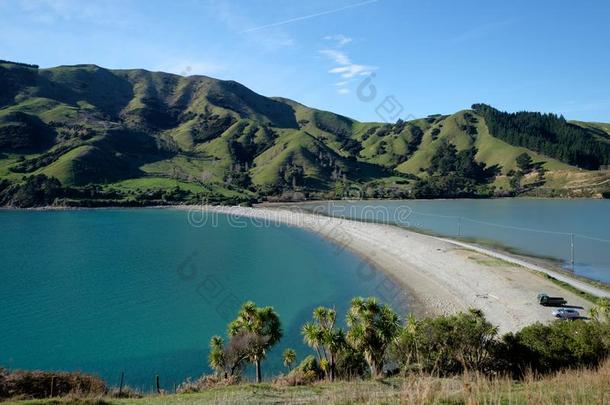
[[255, 358, 261, 383], [369, 359, 379, 378], [315, 347, 322, 363]]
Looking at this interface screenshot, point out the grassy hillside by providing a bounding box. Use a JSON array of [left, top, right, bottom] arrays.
[[1, 59, 609, 206], [4, 361, 610, 404], [397, 110, 572, 175]]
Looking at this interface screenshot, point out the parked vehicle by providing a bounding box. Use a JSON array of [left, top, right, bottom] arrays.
[[537, 293, 567, 306], [552, 308, 580, 320]]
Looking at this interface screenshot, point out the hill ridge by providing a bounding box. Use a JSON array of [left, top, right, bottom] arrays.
[[1, 60, 609, 206]]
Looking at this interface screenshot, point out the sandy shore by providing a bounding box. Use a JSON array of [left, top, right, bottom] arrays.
[[182, 205, 600, 333]]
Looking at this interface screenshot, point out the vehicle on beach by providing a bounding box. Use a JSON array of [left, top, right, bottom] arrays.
[[537, 293, 567, 306], [552, 308, 580, 320]]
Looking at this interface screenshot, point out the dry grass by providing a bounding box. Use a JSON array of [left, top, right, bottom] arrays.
[[5, 360, 609, 404], [441, 359, 610, 405]]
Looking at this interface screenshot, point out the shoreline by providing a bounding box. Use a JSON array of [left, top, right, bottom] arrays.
[[280, 201, 610, 294], [4, 203, 609, 315], [4, 202, 609, 292], [179, 205, 606, 333], [262, 200, 610, 292]]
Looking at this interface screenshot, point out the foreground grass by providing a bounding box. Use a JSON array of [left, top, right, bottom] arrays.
[[7, 360, 610, 405]]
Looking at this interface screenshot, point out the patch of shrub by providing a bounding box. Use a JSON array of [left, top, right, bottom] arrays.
[[274, 355, 324, 386], [0, 174, 63, 207], [390, 308, 610, 379], [297, 355, 324, 379], [274, 369, 319, 386], [108, 385, 142, 398], [501, 320, 610, 375], [176, 375, 238, 393], [0, 369, 106, 399], [335, 346, 369, 380], [391, 310, 499, 376]]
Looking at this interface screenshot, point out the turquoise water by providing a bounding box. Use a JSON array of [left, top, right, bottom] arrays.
[[303, 199, 610, 283], [0, 209, 402, 390], [3, 200, 608, 390]]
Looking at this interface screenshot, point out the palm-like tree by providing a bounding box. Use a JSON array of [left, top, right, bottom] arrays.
[[346, 297, 401, 378], [208, 335, 226, 377], [588, 306, 600, 321], [302, 322, 324, 358], [283, 348, 297, 371], [228, 301, 282, 383], [589, 298, 610, 322], [302, 306, 345, 381]]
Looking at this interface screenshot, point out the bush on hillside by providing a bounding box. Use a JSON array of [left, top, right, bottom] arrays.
[[0, 369, 106, 399], [176, 375, 238, 393], [500, 320, 610, 375], [274, 355, 325, 386], [0, 174, 63, 207], [412, 140, 500, 198], [391, 309, 499, 376], [274, 369, 320, 386], [335, 346, 370, 380], [390, 308, 610, 378]]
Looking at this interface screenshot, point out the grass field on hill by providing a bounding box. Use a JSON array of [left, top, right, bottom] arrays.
[[6, 360, 609, 405], [2, 60, 610, 206]]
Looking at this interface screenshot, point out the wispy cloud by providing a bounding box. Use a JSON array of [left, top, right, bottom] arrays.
[[15, 0, 133, 27], [319, 41, 376, 94], [209, 0, 295, 51], [329, 63, 376, 79], [240, 0, 379, 33], [450, 19, 516, 44], [324, 34, 353, 47], [319, 50, 351, 66], [334, 80, 351, 87]]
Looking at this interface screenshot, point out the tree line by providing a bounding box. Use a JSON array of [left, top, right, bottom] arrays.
[[0, 174, 251, 208], [2, 295, 608, 399], [0, 60, 39, 68], [202, 296, 610, 387], [473, 103, 610, 170], [412, 139, 500, 198]]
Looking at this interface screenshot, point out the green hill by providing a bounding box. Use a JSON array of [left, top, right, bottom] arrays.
[[1, 60, 609, 206]]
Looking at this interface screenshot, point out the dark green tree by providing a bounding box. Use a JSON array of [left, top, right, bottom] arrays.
[[302, 307, 346, 381], [472, 103, 610, 169], [414, 140, 499, 198], [228, 301, 283, 383], [391, 309, 498, 375], [516, 153, 533, 173], [346, 297, 401, 377], [509, 171, 524, 194], [282, 348, 297, 371]]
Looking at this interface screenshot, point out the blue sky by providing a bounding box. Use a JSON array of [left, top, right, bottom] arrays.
[[1, 0, 609, 122]]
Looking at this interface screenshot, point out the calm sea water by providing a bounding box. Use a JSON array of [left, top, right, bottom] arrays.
[[3, 200, 608, 389], [303, 199, 610, 283], [0, 209, 400, 390]]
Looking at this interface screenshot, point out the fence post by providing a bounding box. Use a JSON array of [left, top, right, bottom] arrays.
[[119, 371, 124, 396], [570, 233, 575, 270], [457, 217, 462, 237]]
